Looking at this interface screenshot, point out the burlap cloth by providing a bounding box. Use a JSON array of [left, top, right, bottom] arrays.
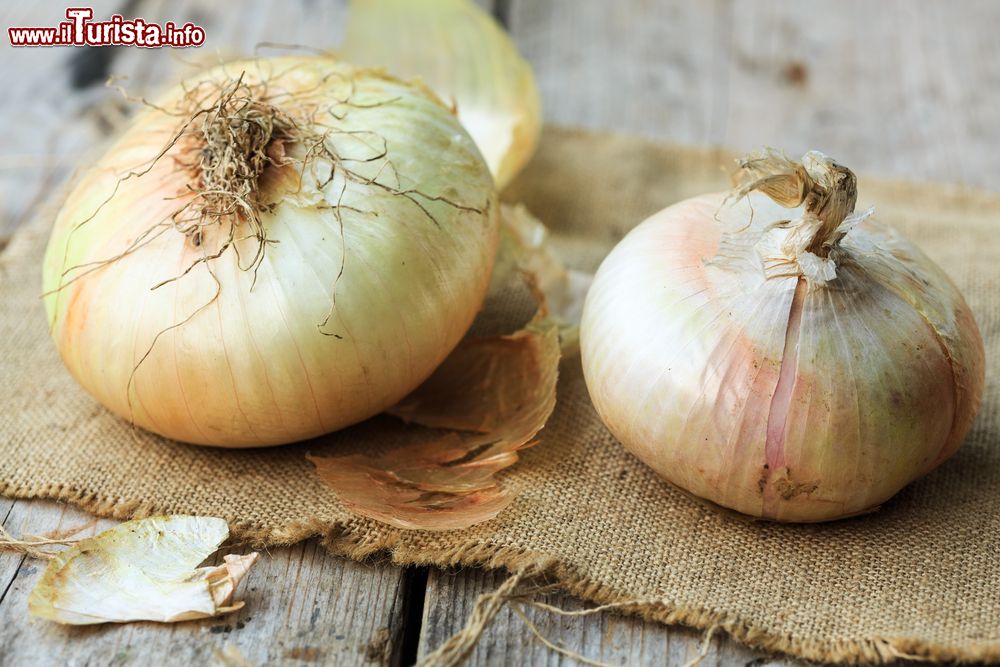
[[1, 127, 998, 664]]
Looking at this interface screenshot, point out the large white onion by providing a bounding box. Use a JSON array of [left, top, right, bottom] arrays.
[[581, 151, 984, 522], [43, 56, 498, 447]]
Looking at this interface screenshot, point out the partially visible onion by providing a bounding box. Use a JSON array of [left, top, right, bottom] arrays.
[[581, 150, 985, 522], [43, 56, 498, 447], [341, 0, 541, 189]]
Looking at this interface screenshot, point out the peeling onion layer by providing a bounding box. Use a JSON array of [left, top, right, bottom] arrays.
[[29, 516, 257, 625], [308, 205, 582, 531]]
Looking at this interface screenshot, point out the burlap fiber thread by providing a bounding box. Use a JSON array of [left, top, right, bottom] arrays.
[[1, 128, 998, 663]]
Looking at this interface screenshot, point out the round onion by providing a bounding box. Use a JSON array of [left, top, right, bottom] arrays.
[[43, 56, 498, 447], [581, 150, 984, 522]]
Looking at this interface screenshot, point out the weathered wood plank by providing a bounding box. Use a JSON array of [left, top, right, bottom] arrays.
[[506, 0, 1000, 190], [0, 499, 410, 666], [417, 568, 795, 666]]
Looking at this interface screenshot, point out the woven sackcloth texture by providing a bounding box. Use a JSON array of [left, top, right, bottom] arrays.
[[1, 127, 998, 663]]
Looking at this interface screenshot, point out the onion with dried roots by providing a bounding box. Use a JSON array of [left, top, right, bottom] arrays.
[[581, 150, 985, 522], [43, 56, 498, 447]]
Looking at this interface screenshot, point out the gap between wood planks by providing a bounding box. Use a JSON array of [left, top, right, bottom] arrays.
[[0, 500, 22, 608], [396, 567, 430, 666]]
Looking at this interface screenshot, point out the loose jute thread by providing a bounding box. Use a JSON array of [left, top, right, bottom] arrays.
[[417, 567, 722, 667], [0, 524, 86, 560]]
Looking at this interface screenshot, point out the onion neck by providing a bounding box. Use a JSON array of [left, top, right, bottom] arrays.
[[733, 149, 858, 258], [799, 151, 857, 257]]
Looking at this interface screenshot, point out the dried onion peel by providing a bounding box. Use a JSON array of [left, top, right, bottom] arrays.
[[581, 150, 985, 522], [493, 203, 593, 352], [309, 318, 559, 530], [309, 206, 573, 531], [29, 516, 257, 625]]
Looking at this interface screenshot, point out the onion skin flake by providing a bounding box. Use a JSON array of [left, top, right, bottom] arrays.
[[307, 204, 578, 531], [308, 319, 560, 531], [29, 516, 258, 625]]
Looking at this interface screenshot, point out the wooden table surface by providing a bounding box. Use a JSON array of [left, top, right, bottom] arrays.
[[2, 2, 997, 665]]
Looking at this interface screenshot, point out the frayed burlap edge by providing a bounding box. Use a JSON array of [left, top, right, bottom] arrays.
[[3, 479, 997, 665]]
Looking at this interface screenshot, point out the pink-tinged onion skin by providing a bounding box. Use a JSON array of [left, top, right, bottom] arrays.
[[581, 192, 985, 522], [42, 57, 498, 447]]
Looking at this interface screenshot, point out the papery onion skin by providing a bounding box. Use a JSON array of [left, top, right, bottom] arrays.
[[43, 57, 498, 447], [581, 179, 984, 522]]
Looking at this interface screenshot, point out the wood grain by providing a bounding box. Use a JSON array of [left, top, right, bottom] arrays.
[[506, 0, 1000, 190], [0, 499, 410, 667]]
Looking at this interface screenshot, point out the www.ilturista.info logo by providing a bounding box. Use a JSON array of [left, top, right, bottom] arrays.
[[8, 7, 205, 48]]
